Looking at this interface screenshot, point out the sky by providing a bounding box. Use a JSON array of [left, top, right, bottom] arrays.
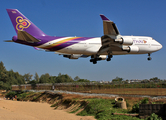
[[0, 0, 166, 81]]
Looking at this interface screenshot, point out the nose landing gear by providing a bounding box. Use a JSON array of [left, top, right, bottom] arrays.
[[147, 53, 152, 61]]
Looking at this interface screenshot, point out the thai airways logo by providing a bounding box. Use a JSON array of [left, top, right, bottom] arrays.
[[143, 40, 147, 43], [16, 16, 31, 31], [133, 40, 147, 44]]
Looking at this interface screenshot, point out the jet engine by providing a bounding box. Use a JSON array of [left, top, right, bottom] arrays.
[[114, 37, 133, 45], [122, 46, 139, 53]]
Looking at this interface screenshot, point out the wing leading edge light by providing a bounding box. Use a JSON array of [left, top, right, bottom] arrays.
[[6, 9, 162, 64]]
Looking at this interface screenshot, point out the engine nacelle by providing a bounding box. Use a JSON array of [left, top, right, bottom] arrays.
[[115, 37, 133, 45], [129, 46, 139, 53], [122, 46, 139, 53], [63, 55, 79, 59]]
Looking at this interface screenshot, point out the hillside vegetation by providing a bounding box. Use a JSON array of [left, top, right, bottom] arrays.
[[5, 91, 165, 120]]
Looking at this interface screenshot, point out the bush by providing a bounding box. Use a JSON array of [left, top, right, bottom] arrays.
[[140, 98, 149, 104], [145, 113, 162, 120], [132, 98, 149, 113], [5, 91, 16, 99], [132, 103, 139, 113]]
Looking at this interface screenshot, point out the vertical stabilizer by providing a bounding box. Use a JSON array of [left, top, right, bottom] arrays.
[[6, 9, 46, 37]]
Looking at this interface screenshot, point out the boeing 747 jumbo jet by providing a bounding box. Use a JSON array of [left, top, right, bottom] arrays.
[[6, 9, 162, 64]]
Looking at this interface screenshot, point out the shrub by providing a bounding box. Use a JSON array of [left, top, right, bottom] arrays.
[[5, 91, 16, 99], [132, 98, 149, 113], [145, 113, 162, 120]]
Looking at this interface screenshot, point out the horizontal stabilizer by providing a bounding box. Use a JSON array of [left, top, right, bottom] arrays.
[[18, 31, 40, 43], [4, 40, 13, 42]]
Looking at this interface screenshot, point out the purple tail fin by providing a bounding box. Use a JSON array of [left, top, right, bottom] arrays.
[[6, 9, 46, 37]]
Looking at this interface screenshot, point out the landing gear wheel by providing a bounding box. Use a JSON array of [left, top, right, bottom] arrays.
[[90, 59, 93, 62], [147, 53, 152, 61], [107, 55, 113, 61], [107, 58, 111, 61], [93, 60, 97, 64], [147, 57, 152, 61]]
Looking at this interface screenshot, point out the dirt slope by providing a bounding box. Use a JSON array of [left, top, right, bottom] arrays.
[[0, 99, 96, 120]]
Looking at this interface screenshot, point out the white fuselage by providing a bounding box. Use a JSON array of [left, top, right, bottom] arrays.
[[53, 36, 162, 55]]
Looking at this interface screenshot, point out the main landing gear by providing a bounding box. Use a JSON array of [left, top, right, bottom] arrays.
[[90, 55, 99, 64], [107, 55, 113, 61], [147, 53, 152, 61], [90, 54, 113, 64], [90, 58, 97, 64]]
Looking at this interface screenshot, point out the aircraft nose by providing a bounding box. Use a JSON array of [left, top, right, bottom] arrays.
[[152, 40, 162, 52], [157, 42, 162, 50]]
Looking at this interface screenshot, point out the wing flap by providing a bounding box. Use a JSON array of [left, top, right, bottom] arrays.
[[98, 36, 113, 54], [98, 35, 122, 54], [17, 31, 40, 43]]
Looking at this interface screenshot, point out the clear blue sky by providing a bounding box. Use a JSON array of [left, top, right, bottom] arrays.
[[0, 0, 166, 81]]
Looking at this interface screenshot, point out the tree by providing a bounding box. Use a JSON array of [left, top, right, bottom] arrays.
[[74, 76, 80, 81], [0, 61, 6, 72], [49, 76, 56, 83], [150, 77, 160, 82], [23, 73, 33, 83], [56, 74, 73, 83], [39, 73, 50, 83], [34, 72, 39, 83], [0, 61, 7, 83], [112, 77, 123, 84], [76, 79, 90, 82]]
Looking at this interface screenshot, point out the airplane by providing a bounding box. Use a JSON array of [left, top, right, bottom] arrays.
[[6, 9, 162, 64]]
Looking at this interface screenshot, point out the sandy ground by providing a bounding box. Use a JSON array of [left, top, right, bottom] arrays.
[[0, 99, 96, 120]]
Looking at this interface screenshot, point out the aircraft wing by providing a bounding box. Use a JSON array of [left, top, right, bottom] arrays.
[[17, 30, 40, 43], [97, 15, 121, 54], [100, 14, 119, 35]]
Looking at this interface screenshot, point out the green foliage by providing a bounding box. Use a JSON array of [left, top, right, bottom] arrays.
[[23, 73, 33, 83], [39, 73, 50, 83], [16, 91, 34, 100], [112, 77, 123, 84], [78, 99, 114, 116], [78, 98, 143, 120], [5, 91, 16, 99], [56, 74, 74, 83], [145, 113, 162, 120], [132, 98, 149, 113], [140, 98, 149, 104], [75, 79, 90, 82], [74, 76, 80, 81], [50, 103, 58, 107], [0, 61, 27, 90], [34, 72, 39, 82], [132, 103, 139, 113], [17, 92, 27, 99], [28, 80, 38, 84]]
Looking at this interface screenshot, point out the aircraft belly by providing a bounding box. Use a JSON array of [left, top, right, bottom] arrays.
[[136, 44, 152, 53]]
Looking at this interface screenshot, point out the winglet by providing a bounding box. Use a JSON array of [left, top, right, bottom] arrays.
[[100, 14, 111, 21]]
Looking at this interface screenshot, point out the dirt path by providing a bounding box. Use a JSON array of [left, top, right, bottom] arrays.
[[0, 99, 96, 120]]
